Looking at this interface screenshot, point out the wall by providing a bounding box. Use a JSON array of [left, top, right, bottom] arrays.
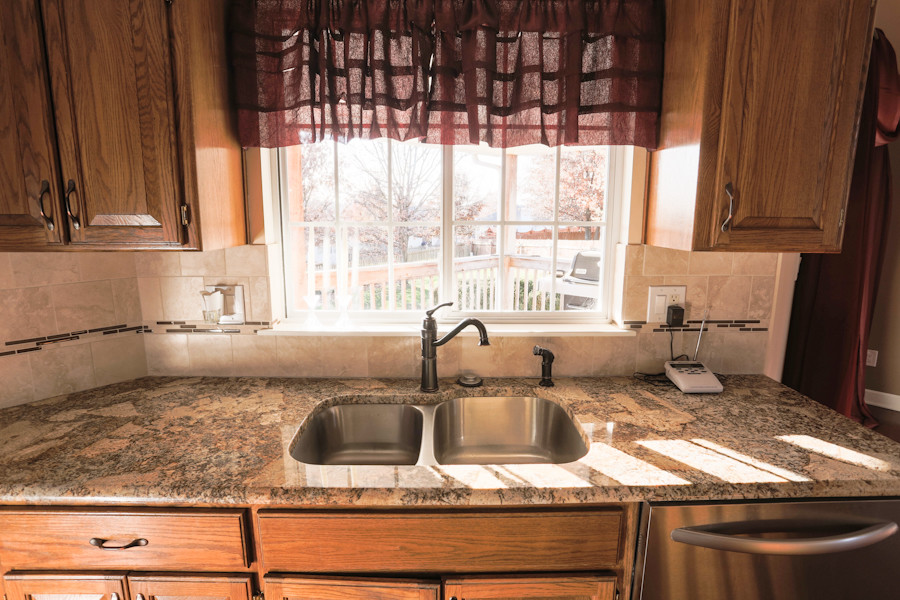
[[0, 243, 779, 409], [866, 3, 900, 405], [0, 252, 146, 408]]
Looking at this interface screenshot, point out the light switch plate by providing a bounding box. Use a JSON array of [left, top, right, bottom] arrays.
[[866, 349, 879, 367], [647, 285, 686, 323]]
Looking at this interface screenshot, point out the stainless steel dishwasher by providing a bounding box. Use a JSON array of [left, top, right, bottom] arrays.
[[635, 499, 900, 600]]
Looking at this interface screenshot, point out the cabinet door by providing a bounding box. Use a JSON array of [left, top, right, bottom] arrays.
[[39, 0, 184, 248], [707, 0, 873, 251], [265, 576, 439, 600], [443, 575, 616, 600], [0, 0, 65, 249], [127, 575, 252, 600], [4, 574, 126, 600]]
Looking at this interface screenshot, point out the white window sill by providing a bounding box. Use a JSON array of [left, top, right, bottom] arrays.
[[259, 321, 636, 337]]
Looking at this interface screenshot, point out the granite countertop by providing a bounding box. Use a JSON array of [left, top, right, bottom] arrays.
[[1, 375, 899, 507]]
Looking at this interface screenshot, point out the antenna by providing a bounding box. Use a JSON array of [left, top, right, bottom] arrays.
[[693, 308, 709, 361]]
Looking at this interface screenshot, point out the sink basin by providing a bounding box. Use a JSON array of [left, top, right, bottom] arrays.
[[291, 404, 423, 465], [432, 396, 589, 465], [291, 396, 588, 466]]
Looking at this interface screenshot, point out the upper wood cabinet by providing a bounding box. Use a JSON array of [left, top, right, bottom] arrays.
[[645, 0, 875, 252], [0, 0, 245, 251]]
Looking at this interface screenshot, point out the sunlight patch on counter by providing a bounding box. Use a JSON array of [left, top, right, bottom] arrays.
[[581, 443, 690, 486], [437, 465, 508, 489], [691, 439, 810, 482], [777, 435, 892, 472], [637, 440, 788, 484], [497, 464, 593, 488]]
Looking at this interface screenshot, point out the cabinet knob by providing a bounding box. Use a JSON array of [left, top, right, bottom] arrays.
[[721, 182, 735, 232], [111, 594, 119, 600], [64, 179, 81, 230], [36, 179, 54, 231], [136, 594, 145, 600]]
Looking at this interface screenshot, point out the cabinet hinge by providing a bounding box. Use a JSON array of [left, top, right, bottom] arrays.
[[180, 204, 190, 226], [838, 208, 845, 228]]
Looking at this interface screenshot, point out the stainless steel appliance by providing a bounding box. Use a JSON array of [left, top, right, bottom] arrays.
[[636, 499, 900, 600]]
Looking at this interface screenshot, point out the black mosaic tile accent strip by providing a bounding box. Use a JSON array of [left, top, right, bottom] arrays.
[[751, 327, 768, 331], [5, 336, 47, 346], [88, 324, 126, 333], [624, 320, 647, 325], [37, 336, 80, 345], [630, 324, 643, 329], [157, 321, 174, 325], [179, 325, 198, 329], [688, 319, 733, 324], [2, 321, 150, 359]]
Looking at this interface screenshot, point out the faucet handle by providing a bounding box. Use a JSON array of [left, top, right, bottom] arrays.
[[425, 302, 453, 317]]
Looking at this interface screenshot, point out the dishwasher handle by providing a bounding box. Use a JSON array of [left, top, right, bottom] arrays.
[[671, 518, 898, 555]]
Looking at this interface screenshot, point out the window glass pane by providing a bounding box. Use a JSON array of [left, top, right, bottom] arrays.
[[556, 228, 604, 311], [558, 146, 608, 223], [507, 145, 556, 221], [346, 225, 389, 310], [392, 141, 442, 222], [338, 138, 389, 221], [453, 145, 501, 221], [394, 225, 441, 310], [453, 225, 498, 311], [505, 224, 555, 311], [290, 143, 335, 222]]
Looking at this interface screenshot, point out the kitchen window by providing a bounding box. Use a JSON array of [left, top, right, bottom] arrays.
[[277, 140, 624, 325]]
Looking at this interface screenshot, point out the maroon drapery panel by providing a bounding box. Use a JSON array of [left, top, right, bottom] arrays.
[[782, 31, 900, 427], [229, 0, 664, 148]]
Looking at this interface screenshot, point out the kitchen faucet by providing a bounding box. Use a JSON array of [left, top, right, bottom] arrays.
[[420, 302, 489, 392]]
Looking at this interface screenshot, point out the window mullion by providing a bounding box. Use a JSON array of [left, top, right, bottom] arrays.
[[551, 146, 561, 311], [497, 149, 506, 312], [442, 146, 453, 310], [387, 139, 395, 311]]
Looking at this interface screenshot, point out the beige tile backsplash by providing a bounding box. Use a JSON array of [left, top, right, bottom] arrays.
[[1, 244, 779, 409]]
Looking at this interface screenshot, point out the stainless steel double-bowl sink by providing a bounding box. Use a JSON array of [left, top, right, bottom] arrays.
[[291, 396, 589, 466]]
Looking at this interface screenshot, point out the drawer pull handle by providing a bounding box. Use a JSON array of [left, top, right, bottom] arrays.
[[89, 537, 148, 550]]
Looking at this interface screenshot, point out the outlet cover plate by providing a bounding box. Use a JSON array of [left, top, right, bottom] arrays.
[[866, 349, 878, 367], [647, 285, 687, 323]]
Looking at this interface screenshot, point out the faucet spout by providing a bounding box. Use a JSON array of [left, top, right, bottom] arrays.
[[420, 303, 489, 392], [434, 318, 490, 348]]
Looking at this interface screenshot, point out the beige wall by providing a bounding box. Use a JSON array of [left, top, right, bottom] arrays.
[[0, 252, 146, 408], [866, 4, 900, 398], [0, 243, 779, 408]]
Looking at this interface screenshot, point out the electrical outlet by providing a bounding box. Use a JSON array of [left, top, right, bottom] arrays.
[[866, 349, 879, 367], [647, 285, 687, 323]]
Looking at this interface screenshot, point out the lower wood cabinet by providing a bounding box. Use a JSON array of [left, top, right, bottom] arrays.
[[444, 575, 616, 600], [126, 575, 253, 600], [4, 573, 127, 600], [266, 576, 439, 600], [3, 574, 253, 600], [265, 575, 615, 600]]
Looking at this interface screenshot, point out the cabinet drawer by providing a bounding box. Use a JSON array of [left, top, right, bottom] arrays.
[[258, 509, 623, 573], [0, 508, 249, 571]]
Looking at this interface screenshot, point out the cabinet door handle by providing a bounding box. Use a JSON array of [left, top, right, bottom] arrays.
[[720, 182, 735, 232], [36, 179, 55, 231], [64, 179, 81, 230], [89, 537, 148, 550]]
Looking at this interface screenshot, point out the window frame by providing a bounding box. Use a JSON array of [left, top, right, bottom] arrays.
[[275, 142, 628, 327]]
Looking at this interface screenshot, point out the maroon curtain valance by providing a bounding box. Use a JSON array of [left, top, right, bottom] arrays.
[[229, 0, 664, 149]]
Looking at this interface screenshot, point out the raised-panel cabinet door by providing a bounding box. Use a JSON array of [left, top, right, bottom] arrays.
[[126, 575, 253, 600], [4, 574, 126, 600], [707, 0, 873, 251], [0, 0, 65, 249], [443, 575, 616, 600], [265, 576, 440, 600], [39, 0, 183, 248]]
